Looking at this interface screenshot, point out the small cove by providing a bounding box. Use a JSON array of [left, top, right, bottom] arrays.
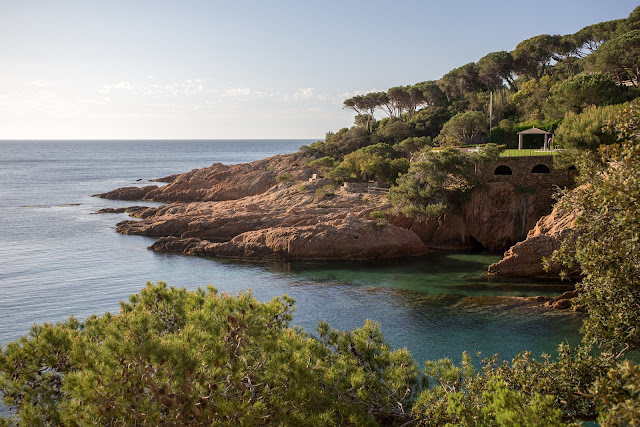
[[0, 140, 583, 368]]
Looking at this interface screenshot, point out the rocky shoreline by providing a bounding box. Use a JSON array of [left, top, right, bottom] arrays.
[[96, 152, 579, 307], [96, 155, 429, 260]]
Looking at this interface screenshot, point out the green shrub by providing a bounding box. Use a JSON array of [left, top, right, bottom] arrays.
[[276, 172, 293, 183], [369, 210, 386, 220], [389, 148, 475, 216], [308, 156, 336, 169], [0, 282, 419, 426]]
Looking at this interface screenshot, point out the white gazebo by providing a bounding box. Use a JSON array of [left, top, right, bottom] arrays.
[[517, 127, 550, 150]]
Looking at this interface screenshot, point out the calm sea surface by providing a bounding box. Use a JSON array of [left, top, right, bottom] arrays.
[[0, 140, 582, 365]]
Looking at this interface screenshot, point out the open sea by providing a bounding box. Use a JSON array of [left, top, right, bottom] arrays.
[[0, 140, 582, 366]]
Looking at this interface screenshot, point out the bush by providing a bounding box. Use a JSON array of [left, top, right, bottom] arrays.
[[314, 184, 336, 200], [389, 148, 476, 216], [435, 111, 488, 146], [0, 282, 636, 425], [308, 156, 336, 169], [0, 283, 420, 426], [554, 104, 622, 151], [276, 172, 293, 183], [331, 143, 409, 186], [301, 127, 371, 160], [377, 119, 414, 143], [369, 210, 386, 220], [393, 136, 434, 157]]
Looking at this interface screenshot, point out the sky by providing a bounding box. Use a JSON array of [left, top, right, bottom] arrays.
[[0, 0, 637, 140]]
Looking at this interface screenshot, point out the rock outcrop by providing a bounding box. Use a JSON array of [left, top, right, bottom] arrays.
[[526, 289, 582, 311], [97, 153, 310, 203], [488, 202, 579, 278]]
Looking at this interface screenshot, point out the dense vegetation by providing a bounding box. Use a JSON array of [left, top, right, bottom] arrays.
[[2, 8, 640, 426], [301, 7, 640, 216], [2, 94, 640, 427]]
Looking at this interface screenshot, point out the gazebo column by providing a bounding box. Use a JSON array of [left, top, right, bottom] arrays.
[[518, 134, 523, 150]]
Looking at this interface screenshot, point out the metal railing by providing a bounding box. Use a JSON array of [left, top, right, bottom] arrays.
[[368, 187, 389, 194]]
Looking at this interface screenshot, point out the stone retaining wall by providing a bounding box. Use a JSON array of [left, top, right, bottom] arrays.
[[479, 156, 576, 189]]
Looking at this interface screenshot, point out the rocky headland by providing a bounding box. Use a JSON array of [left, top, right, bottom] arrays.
[[97, 153, 428, 260], [96, 152, 576, 282]]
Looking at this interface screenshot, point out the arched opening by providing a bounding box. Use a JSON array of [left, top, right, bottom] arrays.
[[494, 165, 513, 175], [568, 165, 577, 171], [531, 164, 551, 174]]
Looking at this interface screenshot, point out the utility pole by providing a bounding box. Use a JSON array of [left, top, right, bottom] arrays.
[[489, 91, 493, 135]]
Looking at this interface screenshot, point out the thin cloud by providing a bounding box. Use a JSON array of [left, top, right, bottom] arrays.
[[223, 87, 251, 97], [338, 88, 382, 99], [100, 82, 133, 94], [284, 88, 314, 102], [24, 80, 49, 87]]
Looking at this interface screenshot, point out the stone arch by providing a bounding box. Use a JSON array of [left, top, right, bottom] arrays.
[[494, 165, 513, 175], [531, 164, 551, 174]]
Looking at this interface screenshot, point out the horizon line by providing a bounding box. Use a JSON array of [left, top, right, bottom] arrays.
[[0, 137, 321, 141]]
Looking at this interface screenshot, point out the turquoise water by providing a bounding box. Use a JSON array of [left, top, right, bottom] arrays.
[[0, 140, 582, 368]]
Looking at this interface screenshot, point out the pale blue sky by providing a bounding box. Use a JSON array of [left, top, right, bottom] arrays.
[[1, 0, 637, 139]]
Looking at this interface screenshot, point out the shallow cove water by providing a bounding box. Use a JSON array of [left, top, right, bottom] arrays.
[[0, 140, 582, 367]]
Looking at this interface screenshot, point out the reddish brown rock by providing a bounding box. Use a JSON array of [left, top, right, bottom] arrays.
[[463, 182, 553, 252], [109, 173, 428, 260], [551, 299, 572, 310], [96, 206, 153, 215], [97, 153, 570, 263], [388, 182, 554, 252], [97, 153, 310, 203], [527, 296, 551, 303], [152, 216, 427, 260], [487, 200, 579, 279], [95, 185, 158, 201]]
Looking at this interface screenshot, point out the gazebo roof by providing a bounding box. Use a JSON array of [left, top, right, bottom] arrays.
[[518, 127, 550, 135]]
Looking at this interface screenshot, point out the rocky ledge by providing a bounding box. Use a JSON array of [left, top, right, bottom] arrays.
[[530, 289, 582, 310], [456, 291, 581, 312], [149, 215, 427, 260]]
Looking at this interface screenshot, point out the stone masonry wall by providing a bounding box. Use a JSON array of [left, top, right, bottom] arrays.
[[478, 156, 576, 189]]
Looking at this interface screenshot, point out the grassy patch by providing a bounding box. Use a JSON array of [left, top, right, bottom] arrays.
[[499, 149, 558, 158]]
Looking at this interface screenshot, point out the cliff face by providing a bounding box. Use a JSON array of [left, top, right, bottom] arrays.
[[487, 201, 578, 278], [389, 182, 555, 252]]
